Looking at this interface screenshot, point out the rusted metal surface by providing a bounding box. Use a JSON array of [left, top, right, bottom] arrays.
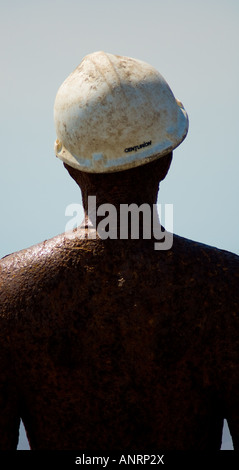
[[0, 156, 239, 450]]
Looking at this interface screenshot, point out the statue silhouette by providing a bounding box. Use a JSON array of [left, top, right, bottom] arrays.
[[0, 154, 238, 450], [1, 51, 239, 450]]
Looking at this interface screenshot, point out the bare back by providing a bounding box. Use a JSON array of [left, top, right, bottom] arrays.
[[0, 231, 239, 450]]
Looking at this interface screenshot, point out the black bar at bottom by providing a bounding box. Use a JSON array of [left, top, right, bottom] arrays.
[[0, 451, 238, 468]]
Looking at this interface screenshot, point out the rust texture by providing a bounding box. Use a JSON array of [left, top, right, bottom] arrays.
[[0, 154, 239, 450]]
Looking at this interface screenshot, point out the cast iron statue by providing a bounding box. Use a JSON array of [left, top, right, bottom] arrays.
[[0, 52, 238, 450]]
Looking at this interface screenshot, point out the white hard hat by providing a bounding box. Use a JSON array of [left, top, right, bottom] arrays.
[[54, 51, 189, 173]]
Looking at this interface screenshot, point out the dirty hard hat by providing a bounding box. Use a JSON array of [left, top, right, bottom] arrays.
[[54, 51, 189, 173]]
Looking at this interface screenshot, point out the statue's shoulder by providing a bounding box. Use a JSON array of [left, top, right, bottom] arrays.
[[0, 228, 98, 298], [1, 228, 95, 267], [0, 232, 64, 273], [171, 233, 239, 284], [173, 233, 238, 261]]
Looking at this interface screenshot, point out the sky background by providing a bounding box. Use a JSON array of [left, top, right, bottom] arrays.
[[1, 0, 238, 450]]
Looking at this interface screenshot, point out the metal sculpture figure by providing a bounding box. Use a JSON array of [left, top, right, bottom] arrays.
[[0, 52, 238, 450]]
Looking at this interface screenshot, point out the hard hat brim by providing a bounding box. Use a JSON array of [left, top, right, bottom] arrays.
[[55, 104, 188, 173]]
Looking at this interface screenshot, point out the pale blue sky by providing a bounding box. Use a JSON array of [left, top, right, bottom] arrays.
[[1, 0, 238, 450]]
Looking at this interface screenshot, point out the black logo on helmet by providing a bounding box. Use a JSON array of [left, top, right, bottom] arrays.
[[124, 141, 152, 153]]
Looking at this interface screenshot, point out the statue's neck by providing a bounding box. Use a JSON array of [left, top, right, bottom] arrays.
[[79, 167, 161, 240], [64, 154, 172, 241]]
